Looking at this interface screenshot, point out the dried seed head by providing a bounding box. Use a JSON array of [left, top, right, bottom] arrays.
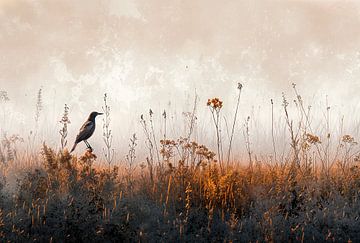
[[207, 97, 223, 109]]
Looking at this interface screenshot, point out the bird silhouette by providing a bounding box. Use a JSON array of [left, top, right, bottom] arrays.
[[70, 111, 103, 153]]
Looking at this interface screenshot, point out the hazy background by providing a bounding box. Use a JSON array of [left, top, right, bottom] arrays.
[[1, 0, 360, 161]]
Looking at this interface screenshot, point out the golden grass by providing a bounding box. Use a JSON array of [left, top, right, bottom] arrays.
[[0, 140, 358, 242]]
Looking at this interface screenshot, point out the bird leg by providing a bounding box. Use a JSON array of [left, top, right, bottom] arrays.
[[84, 140, 93, 152]]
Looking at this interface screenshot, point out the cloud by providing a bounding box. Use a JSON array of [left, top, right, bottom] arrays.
[[1, 0, 360, 152]]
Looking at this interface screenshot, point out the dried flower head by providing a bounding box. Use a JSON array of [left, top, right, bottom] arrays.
[[342, 135, 357, 144], [306, 133, 321, 144], [207, 97, 223, 109], [282, 93, 289, 108]]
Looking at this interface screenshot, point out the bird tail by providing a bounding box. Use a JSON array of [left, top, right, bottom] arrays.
[[70, 143, 77, 153]]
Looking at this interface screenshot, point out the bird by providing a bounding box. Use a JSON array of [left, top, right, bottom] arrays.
[[70, 111, 103, 153]]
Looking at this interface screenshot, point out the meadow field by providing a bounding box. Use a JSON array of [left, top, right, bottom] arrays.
[[0, 84, 360, 242]]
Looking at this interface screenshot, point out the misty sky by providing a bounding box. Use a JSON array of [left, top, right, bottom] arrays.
[[1, 0, 360, 158]]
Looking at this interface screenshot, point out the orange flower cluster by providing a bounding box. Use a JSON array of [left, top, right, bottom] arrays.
[[305, 133, 321, 144], [182, 141, 197, 149], [342, 135, 357, 144], [207, 98, 223, 109]]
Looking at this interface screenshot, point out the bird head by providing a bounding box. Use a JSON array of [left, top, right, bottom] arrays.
[[88, 111, 103, 120]]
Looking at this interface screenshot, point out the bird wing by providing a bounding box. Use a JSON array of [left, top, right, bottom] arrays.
[[75, 120, 95, 143]]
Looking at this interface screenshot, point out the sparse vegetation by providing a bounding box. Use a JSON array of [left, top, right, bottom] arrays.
[[102, 93, 115, 168], [34, 87, 43, 127], [59, 104, 70, 150], [0, 84, 360, 242]]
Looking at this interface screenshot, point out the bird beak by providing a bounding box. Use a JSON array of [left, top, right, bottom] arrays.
[[97, 112, 104, 115]]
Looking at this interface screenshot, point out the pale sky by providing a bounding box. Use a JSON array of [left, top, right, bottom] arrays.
[[1, 0, 360, 159]]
